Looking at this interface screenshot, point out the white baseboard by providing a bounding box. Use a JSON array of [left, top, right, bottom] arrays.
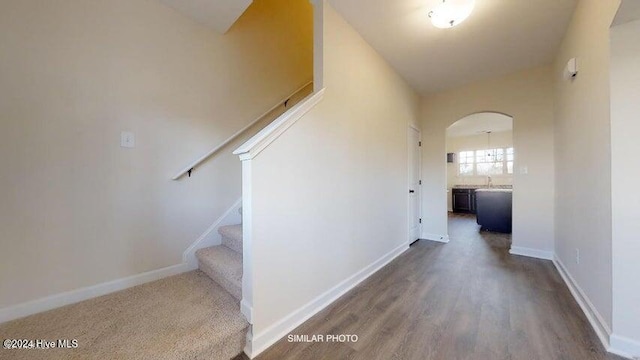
[[244, 242, 409, 359], [552, 255, 612, 351], [509, 246, 554, 260], [0, 199, 244, 325], [0, 263, 190, 324], [183, 198, 242, 268], [422, 232, 449, 243], [241, 299, 253, 323], [610, 334, 640, 359]]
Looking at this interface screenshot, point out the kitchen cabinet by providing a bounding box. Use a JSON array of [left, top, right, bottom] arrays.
[[471, 191, 477, 213], [452, 188, 477, 214], [476, 189, 512, 233]]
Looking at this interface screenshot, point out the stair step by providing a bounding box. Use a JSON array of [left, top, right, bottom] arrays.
[[0, 271, 248, 359], [196, 246, 242, 301], [220, 224, 243, 254]]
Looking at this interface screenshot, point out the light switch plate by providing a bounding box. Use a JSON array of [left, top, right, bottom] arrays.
[[519, 166, 528, 174], [120, 131, 135, 148]]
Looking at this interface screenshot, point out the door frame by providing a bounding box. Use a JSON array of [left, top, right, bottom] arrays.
[[408, 124, 423, 244]]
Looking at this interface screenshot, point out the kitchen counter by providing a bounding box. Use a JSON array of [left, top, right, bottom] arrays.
[[452, 185, 513, 190], [475, 188, 513, 193], [451, 185, 513, 214]]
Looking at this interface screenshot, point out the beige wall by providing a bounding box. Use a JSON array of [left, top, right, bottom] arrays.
[[0, 0, 312, 308], [421, 66, 555, 253], [552, 0, 620, 331], [610, 17, 640, 354], [245, 0, 419, 342]]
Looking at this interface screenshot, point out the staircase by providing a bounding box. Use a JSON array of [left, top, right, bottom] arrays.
[[193, 210, 245, 358], [196, 224, 244, 301], [187, 250, 248, 360], [0, 82, 313, 359], [0, 212, 248, 360]]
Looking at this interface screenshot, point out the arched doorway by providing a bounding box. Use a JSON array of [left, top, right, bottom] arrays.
[[446, 112, 514, 245]]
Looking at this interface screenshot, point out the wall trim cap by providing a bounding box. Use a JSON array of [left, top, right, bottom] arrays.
[[234, 89, 325, 161]]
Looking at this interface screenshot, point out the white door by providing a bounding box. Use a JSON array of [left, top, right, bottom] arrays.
[[408, 126, 421, 243]]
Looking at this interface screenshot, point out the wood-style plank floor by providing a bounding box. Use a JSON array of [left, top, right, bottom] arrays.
[[236, 213, 624, 360]]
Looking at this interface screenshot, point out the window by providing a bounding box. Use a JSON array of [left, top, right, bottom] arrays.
[[476, 148, 504, 175], [458, 147, 514, 176], [506, 147, 514, 174], [458, 151, 474, 176]]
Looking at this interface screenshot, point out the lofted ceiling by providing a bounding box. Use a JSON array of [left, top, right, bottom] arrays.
[[157, 0, 252, 34], [612, 0, 640, 27], [446, 112, 512, 138], [329, 0, 578, 94]]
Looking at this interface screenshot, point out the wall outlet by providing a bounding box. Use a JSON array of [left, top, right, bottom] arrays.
[[575, 248, 580, 264]]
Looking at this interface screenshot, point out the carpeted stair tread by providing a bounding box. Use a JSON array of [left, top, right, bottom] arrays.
[[219, 224, 242, 243], [0, 271, 248, 360], [196, 245, 242, 300], [219, 224, 243, 254]]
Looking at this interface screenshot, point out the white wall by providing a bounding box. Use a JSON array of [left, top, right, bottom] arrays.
[[242, 1, 419, 354], [610, 17, 640, 356], [552, 0, 620, 334], [421, 66, 555, 254], [0, 0, 312, 309]]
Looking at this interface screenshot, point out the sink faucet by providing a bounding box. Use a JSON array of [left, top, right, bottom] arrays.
[[488, 176, 493, 188]]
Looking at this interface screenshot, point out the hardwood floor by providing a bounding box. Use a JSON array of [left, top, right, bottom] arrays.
[[236, 213, 623, 360]]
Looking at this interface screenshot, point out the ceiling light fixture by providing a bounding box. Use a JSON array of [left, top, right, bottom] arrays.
[[428, 0, 475, 28]]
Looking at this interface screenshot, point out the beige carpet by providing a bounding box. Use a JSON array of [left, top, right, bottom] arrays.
[[0, 271, 248, 360]]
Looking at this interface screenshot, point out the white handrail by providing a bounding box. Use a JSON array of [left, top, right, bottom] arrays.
[[233, 88, 326, 161], [172, 81, 313, 180]]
